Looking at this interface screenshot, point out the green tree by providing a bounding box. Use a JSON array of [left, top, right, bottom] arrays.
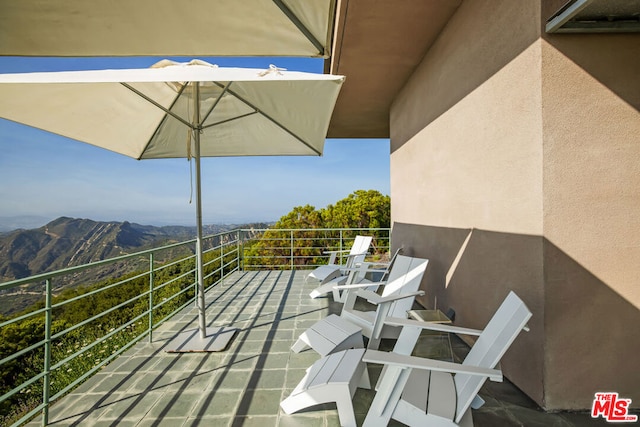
[[243, 190, 391, 269], [273, 204, 323, 229], [321, 190, 390, 230]]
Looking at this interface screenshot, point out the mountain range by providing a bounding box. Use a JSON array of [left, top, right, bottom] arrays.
[[0, 217, 269, 315]]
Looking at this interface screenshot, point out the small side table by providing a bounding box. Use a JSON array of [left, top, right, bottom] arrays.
[[407, 309, 451, 324], [407, 309, 454, 362]]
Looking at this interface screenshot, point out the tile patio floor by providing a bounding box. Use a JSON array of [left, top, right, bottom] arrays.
[[27, 270, 611, 426]]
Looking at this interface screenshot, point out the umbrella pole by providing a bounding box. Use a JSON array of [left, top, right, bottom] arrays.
[[165, 81, 237, 352], [193, 83, 208, 340], [194, 137, 208, 340]]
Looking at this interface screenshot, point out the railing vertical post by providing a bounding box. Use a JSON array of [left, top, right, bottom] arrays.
[[193, 245, 199, 308], [237, 230, 242, 272], [42, 278, 52, 426], [290, 230, 294, 270], [221, 236, 225, 283], [339, 230, 343, 265], [148, 252, 154, 343]]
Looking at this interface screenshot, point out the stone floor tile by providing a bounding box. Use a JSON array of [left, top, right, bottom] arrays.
[[184, 416, 232, 426], [278, 413, 326, 426], [154, 392, 203, 418], [192, 389, 243, 418], [246, 369, 287, 390], [97, 391, 164, 422], [235, 389, 283, 416], [210, 369, 251, 390], [231, 415, 279, 427]]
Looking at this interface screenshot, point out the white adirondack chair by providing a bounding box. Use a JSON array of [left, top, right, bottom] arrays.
[[362, 291, 532, 427], [311, 246, 403, 302], [338, 254, 429, 350], [306, 235, 372, 287], [292, 255, 428, 356]]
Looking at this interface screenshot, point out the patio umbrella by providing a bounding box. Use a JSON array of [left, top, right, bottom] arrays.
[[0, 59, 344, 351], [0, 0, 335, 58]]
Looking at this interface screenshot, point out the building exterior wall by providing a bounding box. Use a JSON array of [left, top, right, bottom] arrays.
[[540, 19, 640, 408], [389, 0, 640, 411]]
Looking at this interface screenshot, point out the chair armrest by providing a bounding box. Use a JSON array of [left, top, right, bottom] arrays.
[[340, 265, 387, 273], [333, 281, 377, 290], [360, 260, 391, 268], [384, 316, 483, 336], [359, 290, 425, 305], [343, 251, 369, 259], [323, 250, 367, 255], [323, 249, 350, 255], [363, 350, 503, 382]]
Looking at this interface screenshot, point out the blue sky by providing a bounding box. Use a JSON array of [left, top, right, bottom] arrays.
[[0, 56, 389, 227]]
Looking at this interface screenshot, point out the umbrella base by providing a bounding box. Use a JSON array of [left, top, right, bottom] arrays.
[[165, 326, 238, 353]]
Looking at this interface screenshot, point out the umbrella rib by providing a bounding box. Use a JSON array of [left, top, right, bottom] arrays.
[[200, 82, 233, 126], [272, 0, 325, 56], [211, 82, 322, 156], [121, 82, 194, 130], [201, 111, 259, 130]]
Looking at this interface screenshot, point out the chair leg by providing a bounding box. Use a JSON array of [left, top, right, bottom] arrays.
[[363, 365, 411, 427], [291, 336, 310, 353], [280, 392, 310, 415], [358, 364, 371, 389], [280, 385, 358, 427], [335, 388, 358, 427], [332, 286, 343, 302], [320, 268, 341, 285], [367, 336, 381, 350]]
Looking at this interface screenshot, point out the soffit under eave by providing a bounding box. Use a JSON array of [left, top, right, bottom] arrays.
[[326, 0, 462, 139], [546, 0, 640, 33]]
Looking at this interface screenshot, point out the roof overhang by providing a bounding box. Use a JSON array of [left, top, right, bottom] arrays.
[[326, 0, 462, 138], [0, 0, 336, 58], [546, 0, 640, 33]]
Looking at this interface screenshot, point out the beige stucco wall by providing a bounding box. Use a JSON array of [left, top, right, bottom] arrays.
[[390, 0, 547, 407], [541, 29, 640, 409], [389, 0, 640, 411], [391, 41, 543, 236]]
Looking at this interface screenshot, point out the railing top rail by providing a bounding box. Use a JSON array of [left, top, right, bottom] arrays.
[[238, 227, 390, 233], [0, 227, 389, 290]]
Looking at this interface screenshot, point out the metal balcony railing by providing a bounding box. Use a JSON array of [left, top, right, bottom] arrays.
[[0, 227, 389, 426], [239, 227, 391, 270]]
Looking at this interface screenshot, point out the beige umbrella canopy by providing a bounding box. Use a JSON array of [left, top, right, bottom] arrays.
[[0, 59, 342, 159], [0, 59, 345, 350], [0, 0, 335, 58]]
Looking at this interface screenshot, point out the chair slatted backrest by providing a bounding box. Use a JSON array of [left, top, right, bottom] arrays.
[[379, 246, 403, 282], [453, 291, 532, 423], [380, 255, 429, 318], [351, 235, 373, 255], [348, 235, 372, 266]]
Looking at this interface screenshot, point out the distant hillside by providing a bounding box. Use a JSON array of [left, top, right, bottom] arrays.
[[0, 217, 187, 282], [0, 217, 270, 315]]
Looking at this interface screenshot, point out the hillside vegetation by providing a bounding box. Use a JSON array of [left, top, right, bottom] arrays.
[[244, 190, 391, 268]]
